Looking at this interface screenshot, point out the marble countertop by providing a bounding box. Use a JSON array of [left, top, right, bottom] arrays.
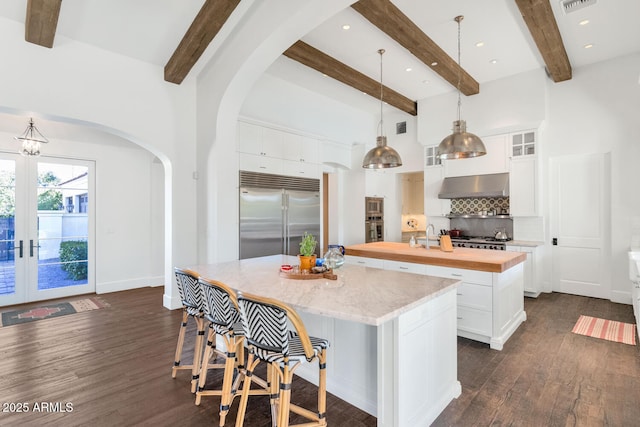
[[345, 242, 527, 273], [185, 254, 459, 326]]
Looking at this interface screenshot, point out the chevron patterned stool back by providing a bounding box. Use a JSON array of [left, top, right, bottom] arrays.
[[235, 292, 329, 427], [172, 268, 207, 393]]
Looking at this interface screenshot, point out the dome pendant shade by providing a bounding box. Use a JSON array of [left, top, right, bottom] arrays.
[[362, 136, 403, 169], [437, 120, 486, 160], [437, 15, 486, 160], [362, 48, 402, 169]]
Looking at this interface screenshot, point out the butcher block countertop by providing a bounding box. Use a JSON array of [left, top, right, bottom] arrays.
[[345, 242, 527, 273]]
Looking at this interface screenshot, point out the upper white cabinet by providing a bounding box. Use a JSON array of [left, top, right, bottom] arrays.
[[424, 146, 450, 217], [509, 130, 538, 216], [444, 134, 510, 178], [237, 121, 320, 178], [282, 134, 319, 163], [321, 141, 351, 170]]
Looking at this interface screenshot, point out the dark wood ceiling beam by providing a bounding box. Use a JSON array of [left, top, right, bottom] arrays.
[[284, 41, 417, 116], [25, 0, 62, 48], [515, 0, 572, 82], [164, 0, 240, 85], [351, 0, 479, 96]]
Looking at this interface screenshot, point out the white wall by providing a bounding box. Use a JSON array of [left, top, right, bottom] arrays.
[[0, 16, 198, 309], [416, 54, 640, 303], [0, 130, 163, 294]]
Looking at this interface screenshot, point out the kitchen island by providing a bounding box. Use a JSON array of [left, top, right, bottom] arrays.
[[186, 254, 461, 427], [345, 242, 527, 350]]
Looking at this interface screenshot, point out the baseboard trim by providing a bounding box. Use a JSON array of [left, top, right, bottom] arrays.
[[96, 275, 163, 294]]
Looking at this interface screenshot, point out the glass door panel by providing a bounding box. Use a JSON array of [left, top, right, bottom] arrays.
[[0, 155, 94, 306]]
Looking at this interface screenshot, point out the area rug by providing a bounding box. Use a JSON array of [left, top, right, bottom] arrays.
[[572, 315, 637, 346], [0, 297, 110, 327]]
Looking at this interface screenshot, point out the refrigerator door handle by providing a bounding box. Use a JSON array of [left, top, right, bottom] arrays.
[[283, 192, 289, 254]]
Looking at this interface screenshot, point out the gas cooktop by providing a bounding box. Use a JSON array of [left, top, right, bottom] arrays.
[[451, 236, 512, 243]]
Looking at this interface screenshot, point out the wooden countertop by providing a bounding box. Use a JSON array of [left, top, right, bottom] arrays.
[[345, 242, 527, 273]]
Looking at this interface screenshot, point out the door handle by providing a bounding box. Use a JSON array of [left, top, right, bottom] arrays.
[[13, 240, 23, 258], [29, 239, 41, 257]]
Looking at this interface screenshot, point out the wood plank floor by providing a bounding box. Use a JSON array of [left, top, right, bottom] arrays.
[[0, 288, 638, 426]]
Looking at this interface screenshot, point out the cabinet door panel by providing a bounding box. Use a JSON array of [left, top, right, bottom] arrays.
[[457, 306, 492, 335], [444, 134, 509, 177], [456, 282, 492, 311]]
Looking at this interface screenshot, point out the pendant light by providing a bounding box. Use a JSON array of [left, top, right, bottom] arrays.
[[15, 117, 49, 156], [362, 49, 403, 169], [437, 16, 486, 160]]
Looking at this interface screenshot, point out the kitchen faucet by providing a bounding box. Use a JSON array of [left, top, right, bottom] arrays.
[[425, 223, 435, 250]]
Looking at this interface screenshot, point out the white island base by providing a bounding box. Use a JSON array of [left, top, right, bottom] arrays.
[[296, 289, 461, 427]]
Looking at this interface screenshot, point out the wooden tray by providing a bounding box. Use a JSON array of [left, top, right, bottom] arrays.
[[279, 269, 337, 280]]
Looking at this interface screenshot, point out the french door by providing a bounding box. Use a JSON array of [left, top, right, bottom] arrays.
[[0, 153, 94, 306]]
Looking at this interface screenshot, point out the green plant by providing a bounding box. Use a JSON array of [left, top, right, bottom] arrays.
[[299, 232, 317, 256], [59, 240, 88, 280]]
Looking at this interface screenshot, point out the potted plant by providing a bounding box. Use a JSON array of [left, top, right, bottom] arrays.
[[298, 232, 318, 272]]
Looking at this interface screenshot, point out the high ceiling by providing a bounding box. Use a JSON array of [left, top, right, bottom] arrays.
[[1, 0, 639, 118]]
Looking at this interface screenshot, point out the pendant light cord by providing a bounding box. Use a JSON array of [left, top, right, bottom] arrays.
[[455, 15, 463, 122], [378, 48, 385, 137]]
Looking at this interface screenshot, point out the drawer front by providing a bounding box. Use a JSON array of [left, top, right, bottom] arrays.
[[344, 255, 384, 269], [383, 260, 427, 275], [456, 282, 492, 311], [457, 306, 492, 336], [426, 265, 492, 286]]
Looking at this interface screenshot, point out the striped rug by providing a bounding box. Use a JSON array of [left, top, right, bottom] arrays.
[[572, 315, 637, 346], [0, 297, 110, 327]]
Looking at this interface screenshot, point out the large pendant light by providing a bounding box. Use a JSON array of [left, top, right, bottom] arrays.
[[362, 49, 402, 169], [437, 16, 486, 160], [15, 117, 49, 156]]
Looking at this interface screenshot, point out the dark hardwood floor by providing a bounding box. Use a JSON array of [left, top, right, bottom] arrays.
[[0, 288, 637, 426]]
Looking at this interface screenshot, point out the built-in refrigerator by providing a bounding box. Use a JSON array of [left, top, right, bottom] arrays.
[[239, 172, 320, 260]]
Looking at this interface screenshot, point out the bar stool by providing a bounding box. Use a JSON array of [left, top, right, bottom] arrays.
[[172, 268, 207, 393], [235, 292, 330, 427], [196, 277, 270, 426]]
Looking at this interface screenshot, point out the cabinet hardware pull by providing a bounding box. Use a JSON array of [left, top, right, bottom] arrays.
[[357, 261, 365, 264], [457, 317, 463, 320], [399, 266, 408, 270], [451, 273, 463, 277], [456, 293, 463, 296]]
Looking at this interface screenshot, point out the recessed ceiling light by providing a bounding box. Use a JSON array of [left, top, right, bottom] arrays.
[[342, 24, 350, 30], [490, 59, 498, 64], [584, 43, 594, 49], [422, 80, 429, 84], [475, 41, 485, 47], [322, 73, 328, 77], [431, 61, 438, 66], [579, 19, 590, 25], [405, 67, 412, 72]]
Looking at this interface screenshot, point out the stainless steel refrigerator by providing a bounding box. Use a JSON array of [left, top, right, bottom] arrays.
[[239, 173, 320, 259]]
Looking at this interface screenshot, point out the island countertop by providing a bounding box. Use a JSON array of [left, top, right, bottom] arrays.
[[345, 241, 527, 273], [185, 254, 459, 326]]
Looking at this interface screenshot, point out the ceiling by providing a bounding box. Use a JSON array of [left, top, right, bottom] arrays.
[[1, 0, 639, 119]]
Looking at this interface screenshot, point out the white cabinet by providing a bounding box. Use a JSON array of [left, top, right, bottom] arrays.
[[443, 134, 510, 178], [425, 263, 525, 350], [424, 161, 450, 217], [383, 259, 427, 275], [321, 141, 351, 170], [509, 130, 538, 216], [507, 245, 540, 297], [510, 157, 537, 216], [237, 121, 320, 178], [344, 255, 384, 269], [237, 122, 283, 158]]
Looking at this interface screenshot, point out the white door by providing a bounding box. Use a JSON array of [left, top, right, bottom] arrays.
[[550, 153, 611, 299], [0, 154, 94, 306]]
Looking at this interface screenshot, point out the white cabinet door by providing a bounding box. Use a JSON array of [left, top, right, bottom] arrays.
[[383, 260, 427, 275], [261, 127, 284, 158], [239, 153, 283, 175], [510, 157, 537, 216], [444, 134, 509, 177], [282, 160, 319, 178], [237, 121, 263, 155], [344, 255, 384, 269], [424, 165, 450, 217], [507, 245, 539, 297]]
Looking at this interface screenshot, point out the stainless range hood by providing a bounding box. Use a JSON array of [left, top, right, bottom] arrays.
[[438, 173, 509, 199]]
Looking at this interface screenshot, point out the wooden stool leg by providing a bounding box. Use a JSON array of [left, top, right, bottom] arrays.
[[218, 336, 238, 427], [172, 309, 189, 378], [191, 316, 206, 393], [195, 326, 216, 405], [318, 350, 328, 425], [277, 362, 293, 427], [235, 354, 259, 427], [268, 363, 280, 427]]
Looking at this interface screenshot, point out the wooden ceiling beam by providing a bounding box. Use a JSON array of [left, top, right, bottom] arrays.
[[284, 41, 417, 116], [164, 0, 240, 85], [351, 0, 479, 96], [515, 0, 572, 82], [25, 0, 62, 48]]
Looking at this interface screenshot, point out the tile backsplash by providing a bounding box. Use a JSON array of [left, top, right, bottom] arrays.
[[451, 197, 510, 214]]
